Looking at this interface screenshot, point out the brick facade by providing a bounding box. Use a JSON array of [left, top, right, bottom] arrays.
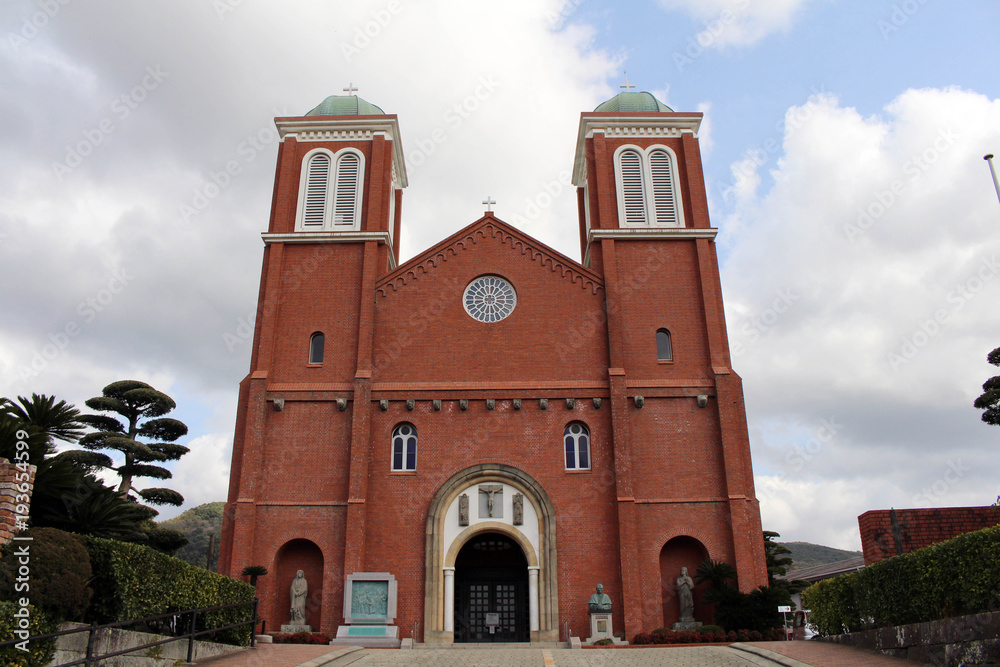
[[859, 507, 1000, 565], [219, 93, 768, 643], [0, 457, 36, 547]]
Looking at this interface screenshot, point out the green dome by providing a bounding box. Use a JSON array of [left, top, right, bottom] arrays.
[[594, 91, 672, 113], [306, 94, 385, 116]]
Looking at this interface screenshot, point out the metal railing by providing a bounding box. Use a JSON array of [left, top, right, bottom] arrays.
[[0, 598, 258, 666]]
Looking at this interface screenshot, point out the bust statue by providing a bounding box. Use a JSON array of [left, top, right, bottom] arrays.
[[588, 583, 613, 613]]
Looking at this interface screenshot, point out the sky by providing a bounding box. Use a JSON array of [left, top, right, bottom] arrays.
[[1, 0, 999, 552]]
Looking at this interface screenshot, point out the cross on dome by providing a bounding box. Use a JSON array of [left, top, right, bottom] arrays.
[[343, 82, 359, 95], [482, 196, 496, 212], [620, 73, 635, 92]]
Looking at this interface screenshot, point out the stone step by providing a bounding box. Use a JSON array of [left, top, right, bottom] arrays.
[[412, 641, 569, 649]]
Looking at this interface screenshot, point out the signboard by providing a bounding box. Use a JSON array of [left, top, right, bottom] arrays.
[[484, 613, 500, 627], [777, 605, 791, 613]]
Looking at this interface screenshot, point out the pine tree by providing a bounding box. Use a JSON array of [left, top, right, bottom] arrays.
[[78, 380, 189, 506], [974, 347, 1000, 427]]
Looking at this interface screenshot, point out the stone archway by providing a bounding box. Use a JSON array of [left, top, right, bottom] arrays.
[[659, 536, 710, 628], [273, 538, 324, 630], [424, 464, 558, 643]]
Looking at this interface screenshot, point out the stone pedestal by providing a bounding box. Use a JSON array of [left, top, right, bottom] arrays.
[[585, 612, 627, 645], [672, 618, 702, 631], [280, 624, 312, 633], [330, 624, 400, 648]]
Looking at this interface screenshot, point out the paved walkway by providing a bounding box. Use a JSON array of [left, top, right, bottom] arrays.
[[193, 641, 924, 667]]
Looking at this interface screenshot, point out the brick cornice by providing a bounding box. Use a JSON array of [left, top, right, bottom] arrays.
[[376, 215, 604, 298]]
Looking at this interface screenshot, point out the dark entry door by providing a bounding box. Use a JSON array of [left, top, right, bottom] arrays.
[[454, 533, 529, 643], [457, 574, 527, 642]]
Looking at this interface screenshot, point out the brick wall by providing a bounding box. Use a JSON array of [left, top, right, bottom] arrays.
[[859, 507, 1000, 565], [0, 457, 36, 546]]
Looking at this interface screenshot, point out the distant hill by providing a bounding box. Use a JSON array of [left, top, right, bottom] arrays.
[[159, 501, 225, 571], [780, 541, 862, 570]]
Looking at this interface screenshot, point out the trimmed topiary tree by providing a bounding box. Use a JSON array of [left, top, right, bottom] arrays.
[[77, 380, 189, 506]]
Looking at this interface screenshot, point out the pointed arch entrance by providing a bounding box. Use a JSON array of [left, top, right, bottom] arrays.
[[424, 464, 559, 644]]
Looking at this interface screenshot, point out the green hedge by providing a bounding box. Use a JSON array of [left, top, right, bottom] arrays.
[[803, 524, 1000, 635], [85, 536, 255, 645], [0, 602, 56, 667]]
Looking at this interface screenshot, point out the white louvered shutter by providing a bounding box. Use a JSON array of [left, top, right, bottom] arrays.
[[302, 153, 331, 229], [619, 150, 647, 226], [649, 149, 679, 227], [333, 153, 360, 227]]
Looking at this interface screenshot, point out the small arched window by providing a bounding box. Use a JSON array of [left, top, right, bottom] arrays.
[[309, 332, 325, 364], [392, 423, 417, 471], [656, 329, 672, 361], [564, 422, 590, 470]]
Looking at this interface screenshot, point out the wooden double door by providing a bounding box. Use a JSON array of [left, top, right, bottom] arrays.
[[454, 533, 529, 643]]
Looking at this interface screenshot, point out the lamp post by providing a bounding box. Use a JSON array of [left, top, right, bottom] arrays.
[[986, 154, 1000, 205]]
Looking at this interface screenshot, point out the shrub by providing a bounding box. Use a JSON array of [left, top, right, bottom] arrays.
[[803, 525, 1000, 635], [0, 527, 92, 622], [0, 601, 56, 667], [85, 536, 255, 645], [594, 637, 614, 645], [697, 624, 724, 633]]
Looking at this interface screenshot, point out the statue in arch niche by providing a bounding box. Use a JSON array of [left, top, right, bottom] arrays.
[[290, 570, 308, 624]]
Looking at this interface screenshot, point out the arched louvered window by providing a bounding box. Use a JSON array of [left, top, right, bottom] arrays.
[[564, 422, 590, 470], [392, 423, 417, 471], [333, 152, 361, 227], [295, 148, 364, 231], [302, 153, 331, 230], [614, 145, 685, 228], [618, 149, 647, 226], [309, 332, 325, 364], [649, 150, 679, 227], [656, 329, 673, 361]]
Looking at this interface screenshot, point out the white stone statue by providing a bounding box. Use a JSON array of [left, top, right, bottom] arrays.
[[290, 570, 308, 624]]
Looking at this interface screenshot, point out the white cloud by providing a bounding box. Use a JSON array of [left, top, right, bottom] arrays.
[[657, 0, 813, 47], [726, 87, 1000, 546]]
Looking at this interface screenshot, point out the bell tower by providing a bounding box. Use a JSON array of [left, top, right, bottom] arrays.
[[219, 91, 408, 632], [572, 90, 768, 634]]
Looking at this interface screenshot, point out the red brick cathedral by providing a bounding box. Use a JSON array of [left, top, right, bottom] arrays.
[[219, 88, 768, 644]]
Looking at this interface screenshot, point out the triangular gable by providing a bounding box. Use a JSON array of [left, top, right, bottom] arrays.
[[376, 214, 604, 298]]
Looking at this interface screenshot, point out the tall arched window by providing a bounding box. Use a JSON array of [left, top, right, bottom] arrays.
[[564, 422, 590, 470], [333, 152, 361, 227], [295, 148, 365, 231], [656, 329, 673, 361], [309, 332, 325, 364], [301, 153, 331, 230], [614, 145, 685, 228], [392, 423, 417, 471]]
